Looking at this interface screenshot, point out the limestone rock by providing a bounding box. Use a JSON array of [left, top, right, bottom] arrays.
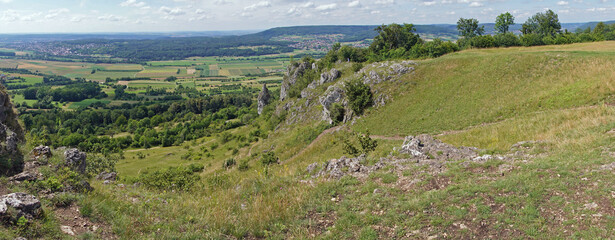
[[319, 68, 340, 85], [96, 172, 117, 181], [257, 84, 271, 115], [319, 85, 345, 124], [64, 148, 87, 174], [32, 145, 52, 160], [400, 135, 478, 161], [8, 171, 38, 182], [0, 193, 42, 222], [280, 61, 313, 101]]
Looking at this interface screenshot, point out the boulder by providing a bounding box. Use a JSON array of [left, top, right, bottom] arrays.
[[32, 145, 52, 160], [257, 84, 271, 115], [64, 148, 87, 174], [0, 193, 42, 222], [8, 172, 38, 182], [319, 85, 345, 124], [319, 68, 340, 85], [96, 172, 117, 181]]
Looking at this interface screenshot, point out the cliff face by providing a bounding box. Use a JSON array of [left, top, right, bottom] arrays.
[[0, 86, 25, 176]]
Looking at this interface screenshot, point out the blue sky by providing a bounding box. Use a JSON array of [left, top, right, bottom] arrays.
[[0, 0, 613, 33]]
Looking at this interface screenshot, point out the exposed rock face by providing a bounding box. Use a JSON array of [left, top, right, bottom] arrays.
[[257, 84, 271, 115], [319, 68, 340, 85], [0, 193, 42, 222], [361, 60, 416, 85], [400, 135, 478, 161], [64, 148, 87, 174], [319, 85, 346, 124], [8, 171, 39, 182], [280, 61, 314, 101], [311, 155, 384, 179], [32, 145, 52, 161], [0, 87, 25, 176]]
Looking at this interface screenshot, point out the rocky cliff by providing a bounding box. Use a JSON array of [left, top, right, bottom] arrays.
[[0, 86, 24, 176]]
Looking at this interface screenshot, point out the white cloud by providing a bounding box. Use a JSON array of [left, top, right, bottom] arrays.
[[98, 14, 125, 22], [315, 3, 337, 11], [348, 1, 360, 7], [120, 0, 147, 8], [374, 0, 394, 4], [0, 0, 13, 3], [469, 2, 483, 7], [422, 1, 437, 6], [301, 2, 315, 8], [159, 6, 186, 16], [45, 8, 70, 19], [244, 1, 271, 11], [214, 0, 231, 5], [557, 1, 569, 5]]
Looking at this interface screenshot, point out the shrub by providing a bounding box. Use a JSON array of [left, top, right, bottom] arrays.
[[223, 158, 236, 169], [136, 164, 204, 191], [351, 62, 364, 73], [340, 131, 378, 157], [521, 33, 543, 46], [86, 154, 118, 178], [470, 35, 496, 48], [344, 78, 372, 115], [261, 152, 279, 165], [330, 103, 345, 125], [238, 159, 249, 171], [494, 33, 521, 47]]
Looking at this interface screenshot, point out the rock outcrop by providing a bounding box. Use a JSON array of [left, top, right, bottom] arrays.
[[280, 61, 315, 101], [257, 84, 271, 115], [319, 68, 340, 85], [310, 155, 384, 179], [319, 85, 346, 124], [0, 193, 42, 223], [0, 87, 25, 176], [399, 135, 478, 161], [32, 145, 52, 161], [64, 148, 87, 174]]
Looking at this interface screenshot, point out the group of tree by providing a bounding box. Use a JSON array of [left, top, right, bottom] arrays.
[[22, 93, 255, 154], [21, 81, 106, 102], [457, 10, 615, 49]]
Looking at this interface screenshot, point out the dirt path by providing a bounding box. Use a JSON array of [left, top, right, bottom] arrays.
[[369, 135, 405, 141], [282, 126, 342, 164]]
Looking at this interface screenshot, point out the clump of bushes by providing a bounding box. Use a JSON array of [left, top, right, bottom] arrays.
[[344, 78, 372, 115], [134, 163, 204, 191], [339, 131, 378, 157], [261, 152, 279, 165]]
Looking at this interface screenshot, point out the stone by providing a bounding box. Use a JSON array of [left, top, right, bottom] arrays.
[[61, 225, 75, 236], [319, 85, 345, 124], [64, 148, 87, 174], [96, 172, 117, 181], [32, 145, 52, 160], [400, 135, 478, 161], [14, 237, 27, 240], [306, 163, 318, 174], [319, 68, 340, 85], [8, 171, 38, 182], [0, 193, 42, 222], [280, 60, 313, 101], [257, 84, 271, 115]]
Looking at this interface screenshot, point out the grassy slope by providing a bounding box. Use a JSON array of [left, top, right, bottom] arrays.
[[355, 41, 615, 138], [6, 42, 615, 239]]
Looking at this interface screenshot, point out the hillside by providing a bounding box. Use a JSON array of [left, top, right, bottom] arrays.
[[4, 41, 615, 238]]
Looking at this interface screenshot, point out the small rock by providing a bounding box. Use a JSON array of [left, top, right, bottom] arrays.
[[584, 202, 598, 210], [306, 163, 318, 174], [373, 189, 382, 194], [103, 180, 111, 185], [13, 238, 27, 240], [8, 171, 38, 182], [96, 172, 117, 181], [61, 225, 75, 236]]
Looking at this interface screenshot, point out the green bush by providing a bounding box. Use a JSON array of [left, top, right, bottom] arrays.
[[135, 164, 204, 191], [494, 33, 521, 47], [521, 33, 544, 46], [86, 154, 118, 178], [238, 159, 249, 171], [223, 158, 236, 169], [470, 35, 496, 48], [340, 131, 378, 157], [261, 152, 279, 165], [344, 78, 372, 115], [330, 103, 345, 125], [351, 62, 364, 73]]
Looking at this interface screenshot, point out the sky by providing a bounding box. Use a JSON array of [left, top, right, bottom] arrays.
[[0, 0, 614, 33]]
